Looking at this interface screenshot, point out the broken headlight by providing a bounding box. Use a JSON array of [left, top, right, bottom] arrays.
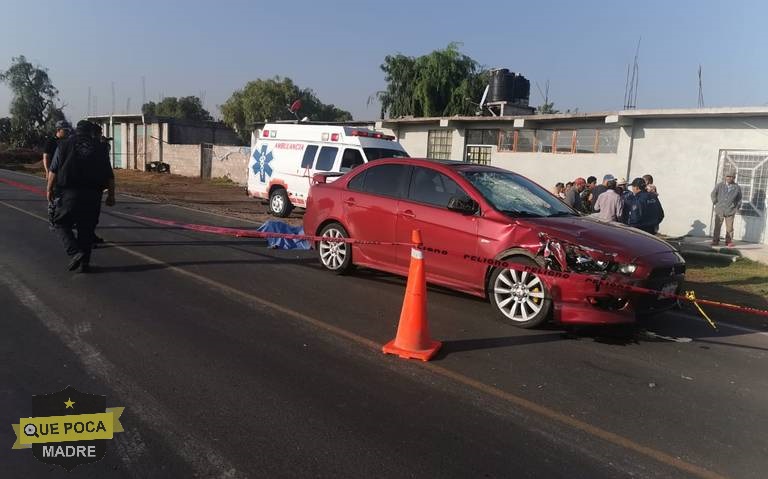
[[566, 245, 614, 274], [616, 263, 637, 275]]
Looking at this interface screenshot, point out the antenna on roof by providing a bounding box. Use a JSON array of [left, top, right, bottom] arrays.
[[697, 65, 705, 108], [111, 81, 116, 114], [126, 97, 131, 114], [141, 76, 146, 106], [624, 37, 641, 109], [87, 86, 92, 116]]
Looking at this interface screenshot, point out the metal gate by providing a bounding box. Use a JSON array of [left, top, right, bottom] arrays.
[[201, 143, 213, 180], [715, 150, 768, 243]]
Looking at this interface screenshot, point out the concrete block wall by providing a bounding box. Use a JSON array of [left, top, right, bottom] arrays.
[[211, 146, 251, 185], [163, 144, 201, 177]]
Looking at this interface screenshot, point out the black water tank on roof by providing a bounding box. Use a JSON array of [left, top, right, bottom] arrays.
[[507, 74, 530, 102], [489, 69, 509, 102]]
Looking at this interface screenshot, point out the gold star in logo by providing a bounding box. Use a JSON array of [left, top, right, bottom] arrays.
[[64, 398, 75, 409]]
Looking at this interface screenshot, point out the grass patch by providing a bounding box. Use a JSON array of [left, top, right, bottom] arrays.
[[685, 258, 768, 304], [685, 258, 768, 320], [209, 176, 235, 185]]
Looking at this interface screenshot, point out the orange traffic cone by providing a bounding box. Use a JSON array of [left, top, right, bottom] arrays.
[[382, 229, 442, 361]]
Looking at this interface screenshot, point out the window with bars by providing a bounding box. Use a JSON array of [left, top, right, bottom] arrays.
[[555, 130, 575, 153], [427, 129, 453, 160], [466, 129, 499, 146], [535, 130, 553, 153], [466, 146, 493, 165], [496, 128, 620, 154]]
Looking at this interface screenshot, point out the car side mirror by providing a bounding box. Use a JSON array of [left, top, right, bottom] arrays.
[[447, 195, 479, 214]]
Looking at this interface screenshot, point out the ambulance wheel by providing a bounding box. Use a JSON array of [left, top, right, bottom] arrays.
[[269, 188, 293, 217], [318, 222, 353, 274], [489, 257, 551, 328]]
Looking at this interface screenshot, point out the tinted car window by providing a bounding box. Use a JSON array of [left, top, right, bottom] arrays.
[[408, 167, 466, 208], [340, 148, 365, 172], [348, 170, 366, 191], [315, 147, 338, 171], [301, 145, 319, 168], [363, 148, 410, 161], [360, 164, 412, 198]]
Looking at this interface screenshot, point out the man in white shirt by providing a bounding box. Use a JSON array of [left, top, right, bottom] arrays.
[[591, 177, 623, 222]]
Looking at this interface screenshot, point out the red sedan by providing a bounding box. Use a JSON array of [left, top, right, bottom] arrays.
[[303, 158, 685, 328]]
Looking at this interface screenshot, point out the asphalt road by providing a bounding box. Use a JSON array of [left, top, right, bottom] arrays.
[[1, 168, 766, 479]]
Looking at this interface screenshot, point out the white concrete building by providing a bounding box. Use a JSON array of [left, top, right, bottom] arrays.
[[377, 108, 768, 245]]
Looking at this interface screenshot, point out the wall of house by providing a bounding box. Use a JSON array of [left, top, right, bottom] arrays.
[[162, 144, 201, 177], [168, 123, 242, 145], [628, 117, 768, 244], [211, 146, 251, 185]]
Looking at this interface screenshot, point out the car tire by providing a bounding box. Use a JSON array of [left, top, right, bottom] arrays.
[[489, 256, 552, 328], [269, 188, 293, 217], [318, 222, 353, 274]]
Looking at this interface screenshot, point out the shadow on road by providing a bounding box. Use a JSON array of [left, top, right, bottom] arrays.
[[436, 333, 565, 357]]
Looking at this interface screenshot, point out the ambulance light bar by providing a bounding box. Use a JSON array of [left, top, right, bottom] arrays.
[[349, 129, 395, 140]]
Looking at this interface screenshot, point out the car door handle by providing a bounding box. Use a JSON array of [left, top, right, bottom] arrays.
[[400, 209, 415, 218], [344, 198, 356, 206]]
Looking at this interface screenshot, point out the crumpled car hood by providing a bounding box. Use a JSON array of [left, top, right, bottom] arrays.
[[523, 216, 676, 260]]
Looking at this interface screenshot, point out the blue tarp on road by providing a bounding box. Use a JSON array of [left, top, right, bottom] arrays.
[[256, 220, 311, 250]]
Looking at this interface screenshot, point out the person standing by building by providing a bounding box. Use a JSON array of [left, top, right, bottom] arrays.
[[625, 177, 664, 234], [643, 174, 658, 195], [591, 174, 616, 208], [551, 182, 565, 199], [47, 121, 115, 272], [710, 169, 742, 246], [592, 178, 623, 222], [43, 120, 71, 226], [582, 176, 597, 212], [564, 177, 587, 212]]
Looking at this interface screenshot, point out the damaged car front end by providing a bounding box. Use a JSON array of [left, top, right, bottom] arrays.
[[531, 231, 686, 325]]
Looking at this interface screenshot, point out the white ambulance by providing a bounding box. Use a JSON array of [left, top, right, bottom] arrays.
[[247, 123, 409, 217]]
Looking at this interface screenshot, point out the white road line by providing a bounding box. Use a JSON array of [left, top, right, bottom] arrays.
[[0, 267, 242, 479]]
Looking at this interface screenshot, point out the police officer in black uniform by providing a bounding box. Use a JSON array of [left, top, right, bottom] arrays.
[[47, 120, 116, 272], [44, 120, 71, 226]]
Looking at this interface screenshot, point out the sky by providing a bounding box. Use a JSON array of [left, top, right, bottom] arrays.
[[1, 0, 767, 122]]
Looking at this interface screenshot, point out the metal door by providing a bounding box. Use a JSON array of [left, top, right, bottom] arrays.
[[715, 150, 767, 243], [201, 143, 213, 179]]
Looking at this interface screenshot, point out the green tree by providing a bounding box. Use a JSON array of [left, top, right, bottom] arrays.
[[537, 102, 560, 114], [0, 117, 11, 144], [221, 76, 352, 143], [142, 96, 212, 121], [0, 55, 64, 147], [374, 43, 488, 119]]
